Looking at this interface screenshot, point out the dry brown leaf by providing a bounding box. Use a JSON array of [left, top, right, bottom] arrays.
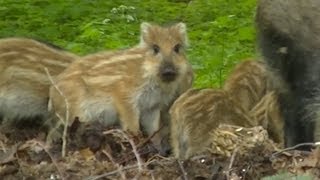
[[0, 144, 18, 164], [79, 148, 95, 161]]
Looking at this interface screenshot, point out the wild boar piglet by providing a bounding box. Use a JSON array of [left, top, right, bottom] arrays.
[[0, 37, 78, 128], [250, 91, 284, 146], [223, 59, 269, 111], [169, 88, 256, 160], [48, 22, 193, 150]]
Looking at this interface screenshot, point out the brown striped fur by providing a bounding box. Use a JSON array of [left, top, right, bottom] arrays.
[[47, 22, 193, 150], [0, 37, 78, 127], [169, 88, 256, 159], [170, 60, 284, 159], [250, 91, 284, 146], [223, 59, 269, 111], [224, 59, 284, 144]]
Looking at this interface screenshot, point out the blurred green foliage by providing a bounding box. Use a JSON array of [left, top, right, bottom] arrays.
[[262, 172, 314, 180], [0, 0, 257, 88]]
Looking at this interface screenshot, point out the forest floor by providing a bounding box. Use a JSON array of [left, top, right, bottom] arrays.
[[0, 123, 319, 180]]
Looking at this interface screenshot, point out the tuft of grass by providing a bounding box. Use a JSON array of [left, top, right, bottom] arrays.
[[0, 0, 257, 88]]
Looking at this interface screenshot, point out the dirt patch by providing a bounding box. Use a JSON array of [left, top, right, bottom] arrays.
[[0, 124, 319, 179]]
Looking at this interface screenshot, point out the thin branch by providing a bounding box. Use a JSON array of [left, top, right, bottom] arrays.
[[136, 123, 165, 149], [85, 164, 140, 180], [0, 140, 7, 153], [85, 159, 161, 180], [24, 140, 66, 180], [85, 158, 174, 180], [178, 160, 188, 180], [228, 148, 238, 170], [271, 142, 320, 160], [226, 148, 238, 180], [147, 154, 172, 163], [102, 150, 126, 180], [44, 67, 70, 158], [103, 129, 143, 172], [116, 124, 166, 165]]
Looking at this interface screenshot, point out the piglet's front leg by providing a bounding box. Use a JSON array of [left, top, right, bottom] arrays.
[[140, 107, 161, 136], [114, 98, 140, 135], [140, 108, 170, 155]]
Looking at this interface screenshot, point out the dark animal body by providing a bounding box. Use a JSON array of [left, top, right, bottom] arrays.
[[256, 0, 320, 147]]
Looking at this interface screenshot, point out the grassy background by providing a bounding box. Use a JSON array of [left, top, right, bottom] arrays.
[[0, 0, 257, 88]]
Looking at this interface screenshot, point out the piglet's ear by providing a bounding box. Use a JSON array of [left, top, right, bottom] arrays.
[[173, 22, 189, 47], [175, 22, 187, 36], [139, 22, 152, 46], [141, 22, 152, 36]]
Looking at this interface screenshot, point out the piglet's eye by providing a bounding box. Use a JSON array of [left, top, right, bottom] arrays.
[[174, 44, 181, 53], [152, 44, 160, 54]]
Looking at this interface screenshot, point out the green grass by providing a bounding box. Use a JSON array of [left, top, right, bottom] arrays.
[[262, 172, 314, 180], [0, 0, 257, 88]]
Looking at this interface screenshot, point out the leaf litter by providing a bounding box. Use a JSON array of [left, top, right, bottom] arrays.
[[0, 122, 319, 180]]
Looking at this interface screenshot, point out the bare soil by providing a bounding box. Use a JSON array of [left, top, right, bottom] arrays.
[[0, 123, 319, 180]]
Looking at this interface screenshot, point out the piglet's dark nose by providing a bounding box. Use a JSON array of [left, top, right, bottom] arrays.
[[161, 66, 177, 82]]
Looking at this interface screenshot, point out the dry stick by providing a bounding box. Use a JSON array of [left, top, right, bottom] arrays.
[[85, 159, 173, 180], [137, 123, 165, 148], [102, 150, 127, 180], [271, 142, 320, 160], [178, 160, 188, 180], [115, 124, 166, 165], [147, 153, 173, 163], [29, 140, 66, 180], [151, 172, 156, 180], [103, 129, 143, 172], [190, 154, 210, 161], [0, 140, 7, 153], [85, 164, 142, 180], [226, 148, 238, 180], [44, 67, 69, 158]]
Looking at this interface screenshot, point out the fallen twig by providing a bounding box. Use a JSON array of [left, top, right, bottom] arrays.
[[84, 164, 141, 180], [45, 67, 70, 158], [178, 160, 188, 180], [102, 149, 126, 180], [23, 140, 66, 180], [103, 129, 143, 172], [115, 124, 165, 165], [136, 123, 165, 149], [271, 142, 320, 160], [225, 148, 238, 180], [85, 159, 162, 180]]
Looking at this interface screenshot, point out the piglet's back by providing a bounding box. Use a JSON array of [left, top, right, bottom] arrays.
[[170, 88, 255, 159], [223, 59, 268, 111], [48, 48, 146, 124], [0, 37, 78, 123], [0, 38, 77, 75]]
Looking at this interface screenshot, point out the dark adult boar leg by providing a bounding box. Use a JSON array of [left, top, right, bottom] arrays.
[[256, 0, 320, 147]]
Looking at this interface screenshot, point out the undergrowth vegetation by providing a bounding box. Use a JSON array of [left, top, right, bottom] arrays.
[[0, 0, 257, 88]]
